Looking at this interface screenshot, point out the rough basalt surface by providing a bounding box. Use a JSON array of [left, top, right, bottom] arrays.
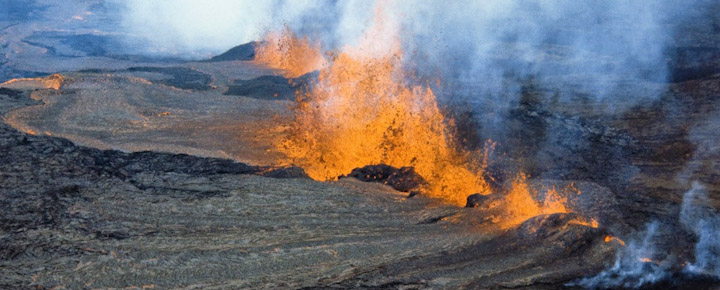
[[344, 164, 427, 193], [0, 88, 616, 289]]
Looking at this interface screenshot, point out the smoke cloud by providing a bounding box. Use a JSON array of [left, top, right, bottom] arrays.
[[572, 222, 669, 288], [114, 0, 715, 194], [116, 0, 336, 57], [117, 1, 680, 75], [681, 182, 720, 277], [572, 182, 720, 288], [115, 0, 712, 141]]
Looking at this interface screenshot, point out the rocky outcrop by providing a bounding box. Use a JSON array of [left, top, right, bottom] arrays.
[[344, 164, 427, 193], [208, 41, 257, 62]]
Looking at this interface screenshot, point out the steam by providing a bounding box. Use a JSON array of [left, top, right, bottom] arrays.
[[114, 1, 711, 148], [681, 182, 720, 277], [117, 1, 681, 70], [572, 182, 720, 288], [116, 0, 335, 57], [576, 109, 720, 288], [572, 222, 669, 288], [676, 109, 720, 186], [399, 1, 673, 101], [116, 0, 382, 57]]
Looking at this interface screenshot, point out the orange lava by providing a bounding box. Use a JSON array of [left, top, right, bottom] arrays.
[[1, 74, 64, 90], [569, 217, 600, 228], [639, 257, 659, 264], [254, 26, 326, 78], [264, 5, 578, 227], [276, 8, 489, 206], [604, 235, 626, 246], [499, 175, 572, 227]]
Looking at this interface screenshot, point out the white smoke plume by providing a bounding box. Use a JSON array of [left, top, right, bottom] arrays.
[[681, 182, 720, 277], [117, 0, 681, 77], [572, 182, 720, 288], [571, 222, 670, 288], [114, 0, 717, 123], [116, 0, 332, 57], [113, 0, 715, 184]]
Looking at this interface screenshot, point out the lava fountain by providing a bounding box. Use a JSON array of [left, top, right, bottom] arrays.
[[254, 25, 326, 79], [255, 5, 576, 227]]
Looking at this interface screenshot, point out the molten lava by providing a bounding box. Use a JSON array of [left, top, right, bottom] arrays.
[[267, 10, 489, 206], [605, 235, 626, 246], [254, 26, 326, 78], [569, 217, 600, 228], [0, 74, 64, 90], [499, 175, 572, 227], [257, 6, 578, 226]]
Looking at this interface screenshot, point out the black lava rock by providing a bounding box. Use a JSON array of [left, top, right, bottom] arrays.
[[345, 164, 427, 193], [407, 191, 421, 198], [262, 166, 310, 179], [465, 192, 500, 208], [224, 72, 316, 100], [224, 75, 297, 100], [208, 41, 258, 62], [126, 67, 213, 90], [0, 88, 21, 98]]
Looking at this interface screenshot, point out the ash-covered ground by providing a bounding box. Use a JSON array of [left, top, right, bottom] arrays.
[[2, 1, 720, 289]]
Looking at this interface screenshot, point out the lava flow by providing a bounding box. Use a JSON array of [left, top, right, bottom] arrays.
[[500, 175, 572, 227], [255, 7, 575, 227]]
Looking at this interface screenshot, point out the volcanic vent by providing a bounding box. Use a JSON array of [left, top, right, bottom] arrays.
[[254, 7, 593, 230]]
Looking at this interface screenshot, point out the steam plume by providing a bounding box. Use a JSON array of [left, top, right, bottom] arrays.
[[116, 0, 711, 152], [572, 222, 669, 288], [681, 182, 720, 277], [117, 0, 335, 57], [572, 182, 720, 288]]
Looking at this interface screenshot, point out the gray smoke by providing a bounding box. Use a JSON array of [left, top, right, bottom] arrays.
[[681, 182, 720, 277], [116, 1, 716, 109], [115, 0, 378, 57], [572, 182, 720, 288], [115, 0, 709, 127], [399, 1, 672, 100], [115, 0, 333, 57], [113, 0, 717, 185], [676, 109, 720, 186], [571, 222, 670, 288]]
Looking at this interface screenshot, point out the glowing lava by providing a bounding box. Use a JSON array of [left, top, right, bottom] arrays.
[[267, 9, 488, 206], [257, 5, 579, 227], [604, 235, 626, 246], [0, 74, 64, 90], [499, 175, 573, 227], [254, 26, 326, 78]]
